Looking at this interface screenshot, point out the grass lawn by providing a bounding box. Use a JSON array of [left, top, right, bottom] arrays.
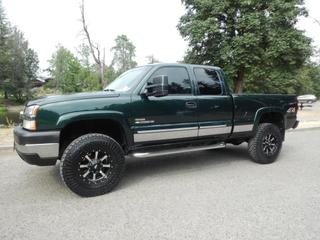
[[0, 97, 24, 107], [0, 98, 24, 126], [0, 106, 8, 113]]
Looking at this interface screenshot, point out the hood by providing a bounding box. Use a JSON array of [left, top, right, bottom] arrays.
[[27, 91, 120, 106]]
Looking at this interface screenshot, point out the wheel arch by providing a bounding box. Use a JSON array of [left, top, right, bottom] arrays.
[[57, 111, 132, 157], [253, 107, 285, 139]]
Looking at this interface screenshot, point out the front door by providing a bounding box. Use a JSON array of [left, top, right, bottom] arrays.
[[130, 66, 198, 145], [193, 67, 233, 140]]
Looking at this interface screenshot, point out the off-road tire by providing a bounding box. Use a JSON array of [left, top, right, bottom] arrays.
[[248, 123, 282, 164], [60, 133, 125, 197]]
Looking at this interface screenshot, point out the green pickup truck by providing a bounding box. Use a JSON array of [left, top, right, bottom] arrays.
[[14, 63, 299, 197]]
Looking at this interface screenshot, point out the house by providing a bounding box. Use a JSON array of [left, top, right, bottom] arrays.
[[31, 77, 53, 88]]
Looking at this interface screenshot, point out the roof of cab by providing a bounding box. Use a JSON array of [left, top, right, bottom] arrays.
[[142, 63, 221, 70]]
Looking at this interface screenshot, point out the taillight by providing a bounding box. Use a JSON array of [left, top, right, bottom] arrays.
[[287, 98, 298, 114], [294, 97, 299, 114], [295, 103, 298, 113]]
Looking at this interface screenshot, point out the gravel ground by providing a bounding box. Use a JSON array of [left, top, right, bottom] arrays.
[[0, 128, 320, 240]]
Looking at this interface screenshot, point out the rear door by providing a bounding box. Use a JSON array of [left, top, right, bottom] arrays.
[[193, 67, 233, 140], [131, 66, 198, 145]]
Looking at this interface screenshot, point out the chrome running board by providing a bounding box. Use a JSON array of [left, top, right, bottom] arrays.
[[130, 142, 225, 158]]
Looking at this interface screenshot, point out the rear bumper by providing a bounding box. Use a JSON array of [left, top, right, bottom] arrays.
[[292, 120, 299, 129], [14, 127, 60, 166], [285, 114, 299, 130]]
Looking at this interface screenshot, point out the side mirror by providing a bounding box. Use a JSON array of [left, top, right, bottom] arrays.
[[144, 75, 169, 97]]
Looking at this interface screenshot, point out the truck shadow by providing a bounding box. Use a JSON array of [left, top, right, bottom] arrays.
[[118, 144, 250, 191], [44, 144, 250, 196]]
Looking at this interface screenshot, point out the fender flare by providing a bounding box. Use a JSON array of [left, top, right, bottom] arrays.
[[253, 107, 285, 131], [56, 110, 133, 146]]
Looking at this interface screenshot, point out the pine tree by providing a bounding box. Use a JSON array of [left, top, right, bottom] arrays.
[[111, 35, 137, 75], [178, 0, 312, 93]]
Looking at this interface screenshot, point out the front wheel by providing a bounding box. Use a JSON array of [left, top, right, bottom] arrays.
[[248, 123, 282, 164], [60, 133, 125, 197]]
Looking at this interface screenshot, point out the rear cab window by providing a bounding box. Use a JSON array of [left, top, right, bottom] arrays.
[[193, 67, 222, 95]]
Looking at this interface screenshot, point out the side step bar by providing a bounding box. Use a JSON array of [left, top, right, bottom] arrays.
[[130, 142, 226, 158]]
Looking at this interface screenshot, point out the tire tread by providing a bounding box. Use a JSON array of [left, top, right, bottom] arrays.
[[248, 123, 282, 164], [60, 133, 125, 197]]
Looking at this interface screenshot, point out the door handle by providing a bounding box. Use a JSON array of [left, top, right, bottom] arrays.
[[185, 101, 197, 109]]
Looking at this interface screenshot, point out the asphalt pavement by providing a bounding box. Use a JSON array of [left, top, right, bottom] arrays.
[[0, 128, 320, 240]]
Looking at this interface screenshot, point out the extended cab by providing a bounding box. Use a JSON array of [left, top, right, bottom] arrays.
[[14, 63, 299, 197]]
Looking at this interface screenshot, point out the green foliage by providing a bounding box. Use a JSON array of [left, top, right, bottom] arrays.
[[295, 63, 320, 97], [48, 46, 81, 93], [0, 0, 10, 85], [76, 44, 102, 91], [104, 65, 118, 84], [30, 86, 61, 98], [0, 106, 7, 113], [77, 43, 91, 69], [0, 106, 7, 124], [111, 35, 137, 75], [0, 1, 39, 102], [243, 62, 320, 96], [2, 28, 39, 102], [178, 0, 312, 93], [48, 45, 100, 93]]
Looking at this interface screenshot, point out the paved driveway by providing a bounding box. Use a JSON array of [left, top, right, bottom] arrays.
[[1, 128, 320, 240]]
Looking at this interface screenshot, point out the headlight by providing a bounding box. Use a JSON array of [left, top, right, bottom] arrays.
[[23, 105, 39, 130]]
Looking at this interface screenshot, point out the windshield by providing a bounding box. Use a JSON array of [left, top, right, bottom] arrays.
[[104, 66, 151, 92]]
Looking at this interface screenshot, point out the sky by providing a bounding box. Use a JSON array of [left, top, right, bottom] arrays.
[[2, 0, 320, 73]]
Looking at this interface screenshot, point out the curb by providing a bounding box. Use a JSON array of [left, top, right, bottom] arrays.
[[296, 121, 320, 131], [290, 126, 320, 132], [0, 145, 13, 151]]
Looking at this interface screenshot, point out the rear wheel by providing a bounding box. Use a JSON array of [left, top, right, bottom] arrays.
[[60, 133, 125, 197], [248, 123, 282, 164]]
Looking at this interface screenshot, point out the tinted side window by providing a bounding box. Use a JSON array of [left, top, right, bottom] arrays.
[[149, 67, 191, 94], [194, 68, 222, 95]]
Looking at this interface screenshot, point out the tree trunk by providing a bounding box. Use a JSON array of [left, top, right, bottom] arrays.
[[99, 62, 104, 86], [234, 79, 243, 93], [80, 0, 105, 89], [234, 68, 244, 93], [100, 48, 105, 86], [4, 91, 8, 99]]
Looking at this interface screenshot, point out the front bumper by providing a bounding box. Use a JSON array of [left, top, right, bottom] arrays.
[[14, 127, 60, 166]]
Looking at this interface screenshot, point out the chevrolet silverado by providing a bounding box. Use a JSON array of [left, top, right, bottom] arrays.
[[14, 63, 299, 197]]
